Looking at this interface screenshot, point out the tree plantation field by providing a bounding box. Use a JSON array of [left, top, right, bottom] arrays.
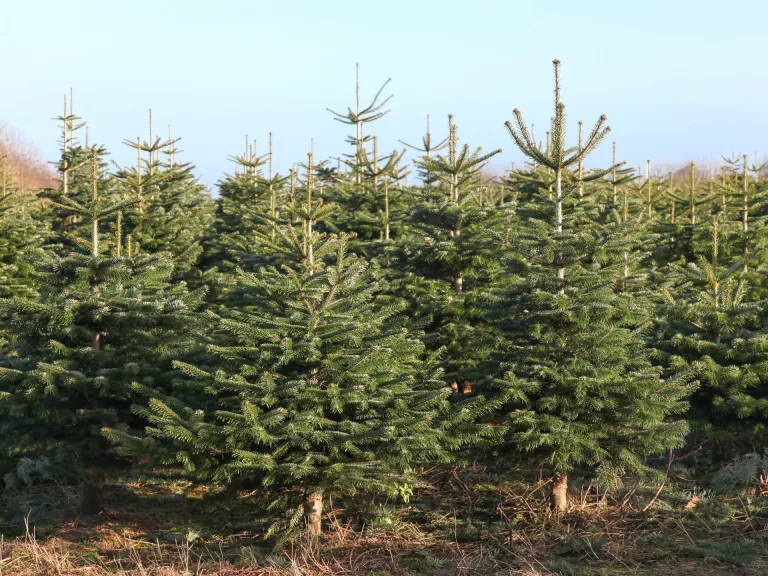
[[1, 61, 768, 575]]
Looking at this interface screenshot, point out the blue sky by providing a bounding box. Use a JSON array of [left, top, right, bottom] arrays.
[[1, 0, 768, 187]]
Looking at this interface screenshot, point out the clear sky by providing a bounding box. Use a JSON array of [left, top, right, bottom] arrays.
[[1, 0, 767, 187]]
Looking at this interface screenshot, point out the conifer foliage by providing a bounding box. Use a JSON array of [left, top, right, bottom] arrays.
[[653, 215, 768, 447], [0, 149, 205, 512], [397, 114, 502, 390], [116, 125, 216, 283], [8, 59, 768, 545], [485, 61, 690, 510], [108, 156, 452, 537], [0, 166, 48, 300]]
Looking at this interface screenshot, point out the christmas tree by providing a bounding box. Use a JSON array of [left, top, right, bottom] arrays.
[[396, 114, 502, 392], [653, 214, 768, 450], [0, 149, 205, 513], [44, 93, 112, 246], [112, 120, 216, 285], [204, 135, 268, 272], [484, 61, 690, 510], [106, 155, 452, 538], [325, 64, 411, 247]]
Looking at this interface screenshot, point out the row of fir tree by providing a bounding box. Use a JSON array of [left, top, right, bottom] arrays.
[[0, 61, 767, 538]]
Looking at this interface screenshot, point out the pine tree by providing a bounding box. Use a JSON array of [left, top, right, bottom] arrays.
[[484, 61, 690, 511], [107, 155, 452, 538], [0, 149, 205, 512]]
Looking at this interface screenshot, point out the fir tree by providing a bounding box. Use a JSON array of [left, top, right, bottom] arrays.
[[327, 63, 393, 189], [396, 114, 502, 392], [207, 139, 269, 273], [400, 114, 448, 187], [650, 162, 719, 270], [205, 135, 291, 275], [44, 93, 111, 246], [325, 65, 410, 246], [653, 214, 768, 450], [0, 156, 49, 301], [485, 61, 690, 511], [710, 154, 768, 284], [0, 149, 205, 512], [107, 155, 452, 538], [115, 121, 216, 284]]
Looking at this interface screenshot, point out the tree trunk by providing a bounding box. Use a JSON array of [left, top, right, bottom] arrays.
[[555, 167, 565, 284], [81, 467, 105, 515], [303, 491, 323, 536], [550, 474, 568, 512]]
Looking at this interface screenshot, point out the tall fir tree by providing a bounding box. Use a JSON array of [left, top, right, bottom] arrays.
[[484, 61, 690, 510], [325, 64, 411, 247]]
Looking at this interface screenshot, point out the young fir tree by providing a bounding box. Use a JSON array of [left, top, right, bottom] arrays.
[[115, 119, 216, 284], [325, 64, 410, 246], [106, 154, 452, 538], [400, 114, 448, 187], [396, 114, 502, 392], [0, 149, 205, 512], [710, 154, 768, 286], [653, 214, 768, 450], [204, 135, 294, 309], [647, 168, 687, 268], [352, 136, 407, 243], [205, 138, 269, 274], [208, 136, 291, 255], [327, 64, 393, 189], [649, 162, 719, 271], [44, 93, 110, 246], [0, 156, 50, 301], [484, 61, 690, 511]]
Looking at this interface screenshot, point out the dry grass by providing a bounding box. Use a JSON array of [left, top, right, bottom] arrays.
[[0, 519, 548, 576], [2, 468, 768, 575]]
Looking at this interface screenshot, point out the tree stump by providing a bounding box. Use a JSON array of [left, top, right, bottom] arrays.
[[81, 467, 105, 515], [303, 491, 323, 536], [550, 473, 568, 512]]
